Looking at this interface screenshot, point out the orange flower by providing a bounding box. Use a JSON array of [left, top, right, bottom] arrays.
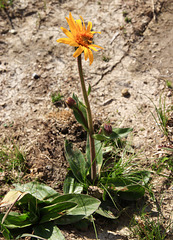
[[57, 12, 103, 65]]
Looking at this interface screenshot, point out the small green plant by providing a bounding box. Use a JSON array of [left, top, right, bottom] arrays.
[[0, 143, 26, 183], [0, 0, 13, 9], [130, 208, 170, 240], [51, 92, 64, 104], [152, 154, 173, 174], [102, 55, 110, 62], [149, 95, 171, 137], [122, 11, 131, 23], [166, 80, 172, 89], [125, 16, 131, 23]]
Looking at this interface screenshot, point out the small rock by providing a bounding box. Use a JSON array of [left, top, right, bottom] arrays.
[[167, 90, 172, 97], [32, 73, 40, 79], [102, 98, 113, 106], [9, 29, 17, 34], [121, 88, 130, 97]]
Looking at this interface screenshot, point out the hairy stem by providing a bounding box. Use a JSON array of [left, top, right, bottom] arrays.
[[77, 55, 96, 181]]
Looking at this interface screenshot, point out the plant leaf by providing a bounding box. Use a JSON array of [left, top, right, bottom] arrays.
[[95, 207, 119, 219], [13, 182, 59, 201], [16, 233, 47, 240], [65, 140, 86, 183], [101, 171, 150, 201], [63, 172, 83, 194], [39, 201, 77, 223], [53, 194, 100, 225], [0, 224, 12, 239], [0, 211, 38, 229], [87, 84, 91, 96], [112, 128, 133, 138], [72, 94, 88, 131], [95, 140, 103, 175], [93, 128, 133, 141], [0, 191, 26, 208], [33, 223, 65, 240]]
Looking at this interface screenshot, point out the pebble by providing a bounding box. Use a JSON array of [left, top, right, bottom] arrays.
[[9, 29, 17, 34], [121, 88, 130, 97], [32, 73, 40, 79], [167, 90, 172, 97], [103, 98, 113, 106]]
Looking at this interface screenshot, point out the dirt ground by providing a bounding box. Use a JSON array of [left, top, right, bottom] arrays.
[[0, 0, 173, 239]]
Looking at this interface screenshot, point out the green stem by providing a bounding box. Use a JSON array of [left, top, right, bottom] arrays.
[[77, 55, 96, 181]]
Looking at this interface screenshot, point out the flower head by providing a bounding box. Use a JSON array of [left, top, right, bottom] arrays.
[[104, 124, 112, 135], [57, 12, 103, 65], [66, 97, 76, 108]]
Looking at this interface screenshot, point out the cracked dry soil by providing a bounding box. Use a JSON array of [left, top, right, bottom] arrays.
[[0, 0, 173, 239]]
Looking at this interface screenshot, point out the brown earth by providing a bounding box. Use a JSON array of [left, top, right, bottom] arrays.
[[0, 0, 173, 239]]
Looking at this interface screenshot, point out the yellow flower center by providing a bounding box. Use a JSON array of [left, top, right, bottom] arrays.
[[76, 32, 93, 48]]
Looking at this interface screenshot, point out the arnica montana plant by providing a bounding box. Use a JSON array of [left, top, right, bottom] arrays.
[[0, 12, 151, 240], [57, 12, 104, 180]]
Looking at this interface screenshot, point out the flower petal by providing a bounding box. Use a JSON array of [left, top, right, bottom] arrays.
[[65, 13, 77, 35], [69, 41, 79, 47], [57, 38, 74, 44], [87, 21, 92, 32], [88, 46, 98, 51], [80, 16, 86, 31], [88, 49, 93, 65], [76, 19, 83, 32], [73, 46, 84, 58], [91, 31, 101, 34], [91, 44, 104, 49], [61, 27, 74, 39], [83, 47, 89, 60]]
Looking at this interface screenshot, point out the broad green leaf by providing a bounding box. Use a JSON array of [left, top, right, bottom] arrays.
[[42, 193, 61, 203], [53, 194, 100, 225], [72, 94, 88, 131], [93, 134, 109, 141], [40, 201, 77, 223], [95, 207, 119, 219], [0, 224, 12, 239], [0, 211, 38, 229], [95, 140, 103, 175], [73, 219, 90, 231], [63, 172, 83, 194], [112, 128, 133, 138], [93, 128, 133, 141], [17, 193, 41, 214], [13, 182, 59, 201], [72, 107, 88, 131], [117, 185, 145, 201], [34, 223, 65, 240], [16, 233, 47, 240], [100, 171, 150, 201], [72, 94, 87, 120], [65, 140, 86, 183]]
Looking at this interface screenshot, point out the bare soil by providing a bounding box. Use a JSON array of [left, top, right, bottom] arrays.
[[0, 0, 173, 239]]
